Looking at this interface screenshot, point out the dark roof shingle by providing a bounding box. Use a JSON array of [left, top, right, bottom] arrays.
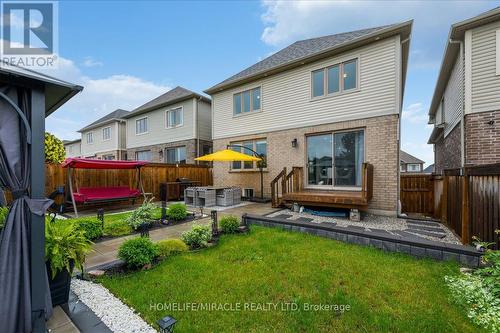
[[79, 109, 129, 132], [206, 23, 408, 93], [400, 150, 425, 164], [124, 86, 210, 118]]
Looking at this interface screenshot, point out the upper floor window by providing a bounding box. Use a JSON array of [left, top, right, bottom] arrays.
[[407, 164, 421, 172], [86, 132, 93, 144], [166, 107, 183, 128], [165, 146, 186, 164], [233, 87, 261, 115], [312, 59, 358, 98], [102, 126, 111, 141], [136, 117, 148, 134]]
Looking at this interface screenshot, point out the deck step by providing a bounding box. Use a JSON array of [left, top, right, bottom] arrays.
[[406, 228, 446, 239]]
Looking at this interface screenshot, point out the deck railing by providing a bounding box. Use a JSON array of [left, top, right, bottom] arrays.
[[270, 163, 373, 208]]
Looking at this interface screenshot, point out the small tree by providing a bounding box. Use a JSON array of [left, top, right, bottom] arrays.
[[45, 132, 66, 164]]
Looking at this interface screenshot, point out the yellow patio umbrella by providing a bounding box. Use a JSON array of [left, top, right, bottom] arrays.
[[195, 147, 267, 201], [195, 149, 261, 162]]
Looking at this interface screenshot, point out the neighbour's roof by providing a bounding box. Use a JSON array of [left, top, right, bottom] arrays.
[[0, 62, 83, 116], [428, 7, 500, 119], [400, 150, 425, 164], [78, 109, 130, 132], [205, 21, 412, 94], [63, 138, 81, 145], [124, 86, 210, 119], [423, 164, 435, 173]]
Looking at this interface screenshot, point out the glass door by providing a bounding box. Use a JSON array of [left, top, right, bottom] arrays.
[[307, 134, 333, 186]]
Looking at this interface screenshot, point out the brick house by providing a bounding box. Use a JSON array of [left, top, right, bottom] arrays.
[[79, 109, 129, 160], [400, 150, 424, 173], [206, 22, 412, 216], [428, 8, 500, 174], [123, 86, 212, 163]]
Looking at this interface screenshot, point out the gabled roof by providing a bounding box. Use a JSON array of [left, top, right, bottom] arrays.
[[123, 86, 211, 119], [0, 62, 83, 116], [400, 150, 425, 164], [423, 164, 435, 173], [428, 7, 500, 119], [63, 138, 81, 145], [78, 109, 129, 132], [205, 21, 412, 94]]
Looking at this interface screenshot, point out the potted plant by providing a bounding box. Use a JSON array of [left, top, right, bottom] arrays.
[[45, 219, 92, 306]]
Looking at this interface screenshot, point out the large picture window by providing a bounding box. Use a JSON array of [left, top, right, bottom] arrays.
[[135, 150, 152, 161], [307, 129, 364, 187]]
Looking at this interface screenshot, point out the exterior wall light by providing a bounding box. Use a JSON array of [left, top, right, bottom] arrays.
[[291, 138, 298, 148]]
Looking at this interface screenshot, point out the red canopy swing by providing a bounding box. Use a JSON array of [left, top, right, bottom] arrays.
[[61, 158, 149, 217]]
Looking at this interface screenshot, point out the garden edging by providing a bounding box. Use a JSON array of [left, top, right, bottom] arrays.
[[242, 214, 483, 267]]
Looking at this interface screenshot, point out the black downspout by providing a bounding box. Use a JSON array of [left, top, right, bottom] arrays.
[[30, 87, 46, 332], [226, 144, 265, 200]]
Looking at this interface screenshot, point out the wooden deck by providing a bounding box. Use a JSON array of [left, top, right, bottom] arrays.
[[282, 189, 368, 208], [271, 163, 373, 209]]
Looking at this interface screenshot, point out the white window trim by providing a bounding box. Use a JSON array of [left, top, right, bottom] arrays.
[[232, 86, 262, 117], [102, 126, 111, 141], [135, 117, 149, 135], [165, 106, 184, 129], [310, 57, 360, 101], [305, 128, 365, 191], [86, 132, 94, 144]]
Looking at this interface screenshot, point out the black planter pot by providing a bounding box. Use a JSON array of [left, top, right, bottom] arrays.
[[46, 261, 73, 306]]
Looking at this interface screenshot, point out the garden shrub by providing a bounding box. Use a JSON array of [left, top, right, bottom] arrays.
[[166, 203, 188, 221], [181, 224, 211, 249], [0, 206, 9, 230], [118, 237, 159, 269], [73, 217, 103, 240], [104, 219, 132, 237], [157, 239, 188, 257], [219, 215, 240, 234], [126, 198, 157, 230]]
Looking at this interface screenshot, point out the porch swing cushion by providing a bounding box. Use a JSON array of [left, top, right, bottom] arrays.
[[73, 186, 141, 204]]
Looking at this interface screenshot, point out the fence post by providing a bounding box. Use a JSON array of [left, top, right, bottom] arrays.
[[461, 168, 470, 244], [441, 174, 448, 224]]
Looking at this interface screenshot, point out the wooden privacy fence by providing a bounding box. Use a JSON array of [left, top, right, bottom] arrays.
[[400, 174, 436, 216], [45, 162, 213, 203]]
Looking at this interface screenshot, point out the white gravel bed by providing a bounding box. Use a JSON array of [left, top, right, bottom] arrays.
[[71, 279, 157, 333], [267, 209, 460, 244]]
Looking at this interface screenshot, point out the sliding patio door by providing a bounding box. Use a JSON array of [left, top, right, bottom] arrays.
[[307, 130, 364, 188]]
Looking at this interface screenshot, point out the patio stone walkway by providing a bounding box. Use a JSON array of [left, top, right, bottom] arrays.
[[85, 202, 276, 269]]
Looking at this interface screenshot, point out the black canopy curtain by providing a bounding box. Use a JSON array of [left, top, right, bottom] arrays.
[[0, 85, 53, 332]]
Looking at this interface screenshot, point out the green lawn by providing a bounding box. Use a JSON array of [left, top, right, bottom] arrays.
[[99, 226, 481, 333], [98, 207, 163, 237]]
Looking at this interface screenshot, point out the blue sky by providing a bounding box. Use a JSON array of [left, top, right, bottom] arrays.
[[44, 0, 499, 166]]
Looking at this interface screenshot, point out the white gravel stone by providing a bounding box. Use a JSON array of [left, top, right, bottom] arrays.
[[268, 209, 460, 244], [71, 279, 157, 333]]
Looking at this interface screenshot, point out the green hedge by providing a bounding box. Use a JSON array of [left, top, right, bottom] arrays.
[[118, 237, 159, 269]]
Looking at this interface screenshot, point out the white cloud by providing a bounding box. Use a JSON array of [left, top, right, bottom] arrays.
[[41, 57, 170, 140], [402, 102, 428, 124], [82, 57, 103, 67]]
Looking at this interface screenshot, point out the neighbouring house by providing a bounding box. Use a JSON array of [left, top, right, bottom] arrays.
[[400, 150, 425, 173], [206, 22, 412, 216], [123, 86, 212, 163], [423, 164, 435, 174], [63, 138, 81, 158], [79, 109, 129, 160], [428, 8, 500, 174]]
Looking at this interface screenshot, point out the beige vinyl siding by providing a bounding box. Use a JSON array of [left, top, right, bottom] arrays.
[[119, 123, 127, 149], [65, 141, 81, 158], [471, 20, 500, 113], [126, 99, 195, 149], [198, 99, 212, 141], [212, 36, 399, 139], [443, 53, 464, 137], [81, 122, 120, 156]]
